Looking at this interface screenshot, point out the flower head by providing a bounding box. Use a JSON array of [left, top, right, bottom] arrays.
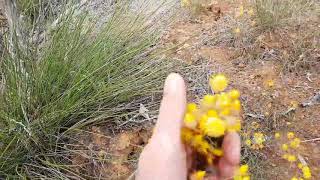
[[201, 95, 216, 109], [302, 166, 311, 179], [281, 144, 289, 151], [290, 138, 301, 148], [238, 5, 244, 17], [229, 89, 240, 99], [187, 103, 198, 113], [191, 170, 206, 180], [287, 132, 295, 139], [207, 110, 218, 117], [231, 100, 241, 111], [234, 27, 241, 34], [245, 139, 252, 146], [211, 148, 223, 157], [184, 113, 197, 129], [181, 0, 191, 7], [248, 8, 254, 16], [239, 164, 249, 175], [253, 133, 265, 145], [203, 117, 226, 137], [287, 154, 297, 162], [210, 74, 228, 92], [234, 164, 250, 180]]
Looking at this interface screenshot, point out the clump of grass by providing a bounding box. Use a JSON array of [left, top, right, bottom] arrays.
[[0, 0, 177, 178], [254, 0, 318, 29], [181, 0, 212, 16]]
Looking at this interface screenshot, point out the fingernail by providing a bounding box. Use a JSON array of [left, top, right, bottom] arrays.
[[164, 73, 184, 94]]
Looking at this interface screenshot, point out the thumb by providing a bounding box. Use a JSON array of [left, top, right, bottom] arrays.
[[136, 73, 187, 180], [152, 73, 187, 142]]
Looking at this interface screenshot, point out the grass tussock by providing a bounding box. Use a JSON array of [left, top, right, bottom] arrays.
[[254, 0, 318, 29], [0, 0, 177, 178]]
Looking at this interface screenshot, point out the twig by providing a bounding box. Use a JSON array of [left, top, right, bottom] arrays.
[[302, 137, 320, 143], [297, 154, 307, 166], [245, 113, 265, 120], [301, 91, 320, 107], [281, 107, 296, 116]]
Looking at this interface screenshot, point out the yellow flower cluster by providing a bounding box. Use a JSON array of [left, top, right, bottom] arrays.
[[234, 164, 250, 180], [275, 132, 312, 179], [182, 74, 242, 139], [276, 132, 302, 163], [181, 74, 247, 179], [245, 132, 266, 150], [234, 5, 256, 34], [290, 164, 312, 180]]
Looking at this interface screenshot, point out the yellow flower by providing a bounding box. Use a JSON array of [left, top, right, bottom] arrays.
[[209, 74, 228, 92], [281, 144, 289, 151], [239, 164, 249, 175], [239, 5, 244, 17], [275, 132, 281, 139], [282, 153, 289, 159], [234, 27, 241, 34], [287, 132, 295, 139], [251, 121, 260, 130], [245, 139, 252, 146], [231, 100, 241, 111], [207, 110, 218, 117], [220, 108, 231, 116], [216, 93, 232, 109], [298, 163, 303, 169], [291, 177, 298, 180], [267, 79, 274, 87], [242, 176, 250, 180], [290, 138, 301, 148], [248, 8, 254, 16], [302, 166, 311, 179], [201, 95, 216, 109], [287, 155, 297, 162], [204, 117, 226, 137], [192, 170, 206, 180], [184, 113, 197, 129], [253, 133, 265, 145], [207, 156, 214, 165], [229, 89, 240, 99], [181, 128, 194, 143], [198, 140, 210, 155], [199, 115, 208, 131], [187, 103, 198, 113], [181, 0, 191, 7], [191, 135, 204, 147], [211, 148, 223, 156], [290, 101, 299, 109]]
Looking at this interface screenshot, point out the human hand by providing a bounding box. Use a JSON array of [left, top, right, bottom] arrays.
[[136, 73, 240, 180]]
